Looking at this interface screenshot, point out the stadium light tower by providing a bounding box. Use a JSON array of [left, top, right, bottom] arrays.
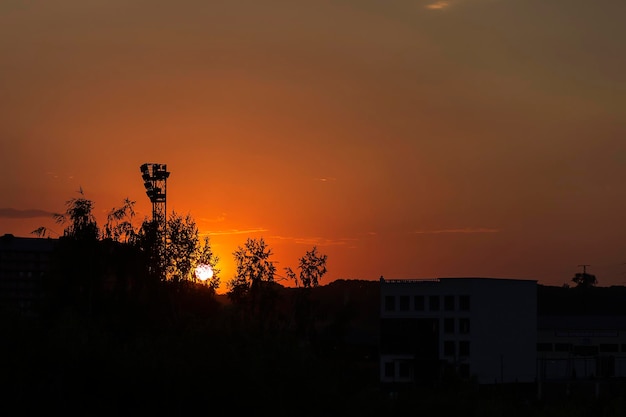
[[139, 163, 170, 265], [140, 163, 170, 226]]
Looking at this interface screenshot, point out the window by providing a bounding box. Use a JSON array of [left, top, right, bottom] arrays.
[[399, 295, 410, 311], [458, 363, 470, 378], [384, 296, 396, 312], [459, 295, 470, 311], [537, 343, 552, 352], [555, 343, 572, 352], [574, 345, 598, 356], [399, 361, 411, 378], [384, 362, 395, 378], [429, 295, 440, 311], [444, 318, 455, 334], [444, 341, 455, 356], [444, 295, 455, 311], [414, 295, 425, 311], [459, 318, 470, 334], [459, 341, 470, 357], [600, 344, 619, 353]]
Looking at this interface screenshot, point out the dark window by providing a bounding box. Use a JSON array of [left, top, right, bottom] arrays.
[[380, 318, 439, 355], [384, 296, 396, 312], [459, 295, 470, 311], [600, 344, 619, 353], [384, 362, 395, 378], [574, 345, 598, 356], [414, 295, 425, 311], [459, 341, 470, 356], [444, 295, 455, 311], [399, 295, 410, 311], [598, 356, 615, 378], [399, 361, 411, 378], [444, 340, 455, 356], [458, 363, 470, 378], [444, 318, 455, 334], [459, 318, 470, 334], [537, 343, 553, 352], [429, 295, 440, 311], [555, 343, 572, 352]]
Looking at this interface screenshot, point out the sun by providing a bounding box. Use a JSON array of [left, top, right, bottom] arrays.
[[194, 263, 214, 281]]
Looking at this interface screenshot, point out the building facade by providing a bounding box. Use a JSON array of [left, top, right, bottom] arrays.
[[0, 234, 56, 317], [380, 277, 537, 386], [537, 315, 626, 380]]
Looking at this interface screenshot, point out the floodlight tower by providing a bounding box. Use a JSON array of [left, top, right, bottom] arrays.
[[140, 162, 170, 242], [140, 163, 170, 280]]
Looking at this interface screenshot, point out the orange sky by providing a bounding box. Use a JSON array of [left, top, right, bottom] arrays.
[[2, 0, 626, 293]]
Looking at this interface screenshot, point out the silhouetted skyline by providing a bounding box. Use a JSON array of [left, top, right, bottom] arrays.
[[2, 1, 626, 292]]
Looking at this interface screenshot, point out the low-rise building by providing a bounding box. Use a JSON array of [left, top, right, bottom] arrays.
[[537, 315, 626, 380], [380, 276, 537, 386], [0, 234, 57, 317]]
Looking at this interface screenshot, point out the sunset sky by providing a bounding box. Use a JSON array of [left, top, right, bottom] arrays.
[[2, 0, 625, 292]]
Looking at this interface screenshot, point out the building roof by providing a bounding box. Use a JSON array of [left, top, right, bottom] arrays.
[[0, 234, 57, 252]]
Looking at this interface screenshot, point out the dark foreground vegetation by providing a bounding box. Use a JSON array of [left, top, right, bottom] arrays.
[[3, 194, 626, 415], [4, 281, 626, 416], [0, 281, 383, 416]]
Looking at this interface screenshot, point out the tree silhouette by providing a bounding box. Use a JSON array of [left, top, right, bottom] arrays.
[[297, 246, 328, 288], [286, 246, 328, 339], [38, 191, 222, 321], [193, 235, 220, 291], [104, 198, 137, 243], [53, 191, 99, 241], [165, 212, 200, 283], [45, 191, 103, 317], [228, 237, 277, 327], [229, 237, 276, 295], [572, 272, 598, 288], [135, 219, 166, 283]]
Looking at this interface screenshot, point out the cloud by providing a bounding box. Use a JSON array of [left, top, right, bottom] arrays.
[[202, 227, 268, 236], [0, 208, 55, 219], [413, 227, 499, 234], [199, 213, 227, 223], [425, 1, 451, 10], [270, 235, 357, 246], [45, 171, 74, 181]]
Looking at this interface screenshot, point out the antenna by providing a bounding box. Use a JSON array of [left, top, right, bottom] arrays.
[[578, 264, 590, 274]]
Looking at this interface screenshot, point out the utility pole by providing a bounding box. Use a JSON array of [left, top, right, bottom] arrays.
[[578, 264, 590, 275]]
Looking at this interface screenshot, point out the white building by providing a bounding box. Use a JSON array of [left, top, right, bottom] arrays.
[[380, 277, 537, 385]]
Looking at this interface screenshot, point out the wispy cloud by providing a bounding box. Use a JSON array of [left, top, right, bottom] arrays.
[[198, 213, 227, 223], [413, 227, 499, 234], [45, 171, 74, 181], [202, 227, 268, 236], [0, 208, 55, 219], [315, 177, 337, 182], [425, 1, 451, 10], [270, 235, 357, 246]]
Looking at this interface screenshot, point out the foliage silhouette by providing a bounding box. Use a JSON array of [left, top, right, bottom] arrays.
[[52, 190, 99, 241], [572, 272, 598, 288], [228, 237, 279, 332], [35, 191, 222, 325], [104, 197, 137, 243], [286, 246, 328, 339]]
